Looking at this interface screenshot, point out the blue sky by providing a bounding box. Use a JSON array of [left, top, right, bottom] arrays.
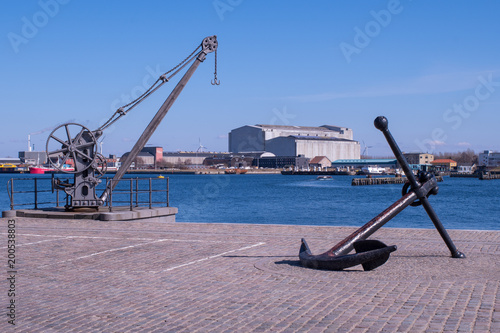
[[1, 0, 499, 158]]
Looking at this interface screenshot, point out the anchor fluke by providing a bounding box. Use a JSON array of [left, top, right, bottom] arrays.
[[353, 240, 397, 271], [299, 238, 397, 271]]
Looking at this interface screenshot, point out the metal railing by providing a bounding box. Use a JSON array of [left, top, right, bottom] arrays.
[[6, 176, 169, 211], [106, 177, 169, 212], [7, 177, 70, 210]]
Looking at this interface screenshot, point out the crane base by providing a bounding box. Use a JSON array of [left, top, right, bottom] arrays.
[[2, 206, 177, 222]]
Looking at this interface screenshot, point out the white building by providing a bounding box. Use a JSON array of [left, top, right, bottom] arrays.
[[228, 124, 360, 162], [478, 150, 500, 168]]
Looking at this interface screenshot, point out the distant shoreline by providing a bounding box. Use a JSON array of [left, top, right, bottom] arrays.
[[0, 168, 283, 175]]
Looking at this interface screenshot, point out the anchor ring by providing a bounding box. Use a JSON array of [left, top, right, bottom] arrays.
[[401, 181, 431, 207]]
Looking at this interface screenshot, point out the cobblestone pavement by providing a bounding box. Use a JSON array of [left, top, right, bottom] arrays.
[[1, 217, 499, 332]]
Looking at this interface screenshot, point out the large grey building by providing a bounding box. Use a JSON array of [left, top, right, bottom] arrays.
[[18, 151, 47, 165], [478, 150, 500, 168], [228, 124, 360, 162]]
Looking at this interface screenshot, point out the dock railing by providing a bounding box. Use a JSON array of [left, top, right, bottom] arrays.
[[106, 177, 169, 212], [6, 176, 169, 211], [7, 177, 70, 210]]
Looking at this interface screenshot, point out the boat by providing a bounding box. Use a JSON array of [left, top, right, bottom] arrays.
[[0, 164, 17, 173], [29, 165, 55, 174], [316, 175, 333, 180], [361, 166, 386, 175], [225, 169, 248, 174], [29, 163, 74, 174]]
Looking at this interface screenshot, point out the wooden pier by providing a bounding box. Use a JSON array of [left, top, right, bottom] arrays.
[[479, 172, 500, 180], [281, 170, 352, 175], [352, 176, 443, 186], [450, 173, 478, 178]]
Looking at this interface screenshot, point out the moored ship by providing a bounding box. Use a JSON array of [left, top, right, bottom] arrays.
[[29, 165, 55, 174], [29, 164, 74, 174], [225, 168, 248, 174]]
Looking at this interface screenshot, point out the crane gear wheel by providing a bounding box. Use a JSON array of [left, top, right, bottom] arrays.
[[92, 153, 108, 179], [46, 123, 97, 174]]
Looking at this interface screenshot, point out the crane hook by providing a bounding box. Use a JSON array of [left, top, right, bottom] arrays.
[[211, 76, 220, 85]]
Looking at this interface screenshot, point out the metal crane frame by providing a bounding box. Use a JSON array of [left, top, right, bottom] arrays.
[[45, 36, 218, 209]]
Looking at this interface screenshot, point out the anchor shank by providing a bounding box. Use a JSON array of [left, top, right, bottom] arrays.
[[328, 190, 417, 256]]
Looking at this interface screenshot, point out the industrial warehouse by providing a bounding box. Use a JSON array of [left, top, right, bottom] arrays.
[[228, 124, 361, 162]]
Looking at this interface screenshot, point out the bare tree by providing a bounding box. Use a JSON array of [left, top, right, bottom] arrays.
[[434, 149, 477, 164], [156, 158, 173, 169], [133, 157, 146, 168]]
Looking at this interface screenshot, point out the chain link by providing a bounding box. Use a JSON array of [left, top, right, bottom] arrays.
[[211, 49, 220, 85], [98, 44, 202, 131]]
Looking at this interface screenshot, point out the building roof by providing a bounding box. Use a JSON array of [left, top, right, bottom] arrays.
[[332, 159, 397, 165], [255, 124, 344, 132], [163, 151, 231, 157], [310, 156, 330, 164], [121, 152, 154, 159], [0, 158, 21, 164], [137, 152, 154, 157], [288, 135, 357, 142], [431, 159, 457, 164], [237, 151, 276, 158]]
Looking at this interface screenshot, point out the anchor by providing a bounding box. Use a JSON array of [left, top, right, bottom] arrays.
[[299, 116, 465, 271]]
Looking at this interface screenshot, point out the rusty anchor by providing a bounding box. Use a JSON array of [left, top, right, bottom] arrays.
[[299, 116, 465, 271]]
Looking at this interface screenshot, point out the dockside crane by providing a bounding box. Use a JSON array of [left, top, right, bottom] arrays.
[[45, 36, 218, 209]]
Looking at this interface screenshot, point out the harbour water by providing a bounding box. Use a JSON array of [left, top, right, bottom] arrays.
[[1, 173, 499, 230]]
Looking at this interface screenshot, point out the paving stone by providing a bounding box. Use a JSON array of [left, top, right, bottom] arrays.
[[1, 217, 499, 332]]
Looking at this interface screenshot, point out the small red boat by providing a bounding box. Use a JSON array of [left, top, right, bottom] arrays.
[[29, 166, 55, 174]]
